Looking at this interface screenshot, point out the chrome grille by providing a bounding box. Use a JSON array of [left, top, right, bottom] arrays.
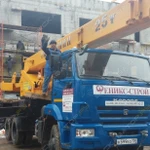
[[97, 106, 149, 125]]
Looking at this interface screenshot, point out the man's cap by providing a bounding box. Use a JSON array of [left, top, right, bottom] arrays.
[[50, 40, 57, 45]]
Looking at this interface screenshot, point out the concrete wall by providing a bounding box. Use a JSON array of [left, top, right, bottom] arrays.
[[140, 28, 150, 44], [0, 0, 117, 33], [0, 0, 117, 46]]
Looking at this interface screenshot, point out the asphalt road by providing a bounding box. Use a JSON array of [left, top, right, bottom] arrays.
[[0, 137, 41, 150]]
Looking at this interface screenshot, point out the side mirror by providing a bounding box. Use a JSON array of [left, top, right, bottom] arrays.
[[79, 44, 88, 55], [53, 69, 67, 79]]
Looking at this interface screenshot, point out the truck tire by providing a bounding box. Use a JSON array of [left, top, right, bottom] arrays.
[[48, 124, 62, 150], [11, 118, 24, 145], [5, 118, 11, 141]]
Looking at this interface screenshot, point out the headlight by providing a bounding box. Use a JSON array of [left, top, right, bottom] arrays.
[[76, 129, 95, 137]]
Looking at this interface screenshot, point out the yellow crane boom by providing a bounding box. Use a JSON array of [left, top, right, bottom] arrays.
[[57, 0, 150, 51]]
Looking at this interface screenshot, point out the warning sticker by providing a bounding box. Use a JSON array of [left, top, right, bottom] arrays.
[[62, 89, 73, 112]]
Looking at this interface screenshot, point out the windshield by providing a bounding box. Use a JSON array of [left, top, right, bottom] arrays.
[[76, 52, 150, 82]]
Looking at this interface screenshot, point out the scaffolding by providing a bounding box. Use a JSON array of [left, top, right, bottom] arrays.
[[0, 25, 42, 83], [0, 24, 4, 98]]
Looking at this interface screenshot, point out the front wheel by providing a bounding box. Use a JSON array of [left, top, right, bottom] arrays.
[[48, 125, 62, 150]]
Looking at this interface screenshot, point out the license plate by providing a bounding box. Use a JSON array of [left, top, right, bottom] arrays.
[[117, 138, 138, 145]]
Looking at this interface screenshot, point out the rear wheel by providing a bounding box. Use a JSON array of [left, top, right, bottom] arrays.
[[5, 118, 11, 141], [11, 118, 24, 145], [48, 124, 62, 150]]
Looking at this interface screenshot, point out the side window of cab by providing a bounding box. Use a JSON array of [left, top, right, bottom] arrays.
[[62, 58, 72, 77]]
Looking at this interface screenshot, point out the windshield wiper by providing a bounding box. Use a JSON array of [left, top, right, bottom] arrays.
[[103, 75, 133, 84], [80, 74, 106, 79], [121, 76, 150, 85], [80, 74, 113, 83]]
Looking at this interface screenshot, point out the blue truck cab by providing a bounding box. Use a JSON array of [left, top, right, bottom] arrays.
[[39, 48, 150, 150]]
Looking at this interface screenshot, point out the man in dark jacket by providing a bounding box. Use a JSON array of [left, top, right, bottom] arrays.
[[42, 39, 61, 96], [17, 41, 25, 51], [6, 55, 13, 76]]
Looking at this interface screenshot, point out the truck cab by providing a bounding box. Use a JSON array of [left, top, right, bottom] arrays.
[[39, 48, 150, 150]]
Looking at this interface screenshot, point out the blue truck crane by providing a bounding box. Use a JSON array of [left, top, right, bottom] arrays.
[[36, 48, 150, 150]]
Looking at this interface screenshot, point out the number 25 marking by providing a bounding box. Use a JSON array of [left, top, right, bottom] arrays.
[[95, 14, 116, 32]]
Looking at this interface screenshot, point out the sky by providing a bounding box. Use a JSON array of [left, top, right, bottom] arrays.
[[100, 0, 125, 3]]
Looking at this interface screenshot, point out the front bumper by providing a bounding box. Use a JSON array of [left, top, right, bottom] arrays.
[[64, 123, 150, 150]]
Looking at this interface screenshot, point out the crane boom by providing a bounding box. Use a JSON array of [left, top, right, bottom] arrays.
[[57, 0, 150, 52]]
